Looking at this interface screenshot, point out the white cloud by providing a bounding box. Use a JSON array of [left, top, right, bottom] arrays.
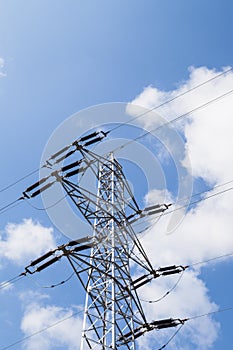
[[143, 188, 233, 267], [21, 299, 83, 350], [0, 57, 6, 77], [0, 218, 56, 265], [127, 66, 233, 349], [127, 66, 233, 184], [134, 187, 231, 349]]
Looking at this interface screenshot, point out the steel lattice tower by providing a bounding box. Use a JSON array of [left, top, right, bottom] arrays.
[[60, 150, 153, 349], [23, 131, 186, 349], [80, 153, 137, 349]]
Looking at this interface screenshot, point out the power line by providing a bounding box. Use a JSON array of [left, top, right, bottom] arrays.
[[132, 178, 233, 234], [2, 246, 232, 294], [110, 67, 233, 134], [190, 252, 233, 268], [0, 168, 40, 194], [188, 306, 233, 321], [156, 324, 184, 350], [1, 248, 233, 348], [0, 89, 232, 220], [112, 88, 233, 154], [0, 273, 25, 291], [1, 159, 233, 222], [0, 201, 22, 217], [0, 68, 232, 199], [2, 79, 233, 347], [139, 250, 233, 304], [2, 304, 233, 350], [175, 179, 233, 206], [1, 308, 85, 350], [154, 185, 233, 220], [154, 305, 233, 350], [0, 199, 21, 213], [132, 181, 233, 237]]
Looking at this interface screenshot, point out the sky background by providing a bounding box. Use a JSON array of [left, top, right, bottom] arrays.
[[0, 1, 233, 349]]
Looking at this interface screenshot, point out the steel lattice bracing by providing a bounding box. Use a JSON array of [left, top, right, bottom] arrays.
[[64, 153, 148, 349], [21, 133, 176, 349]]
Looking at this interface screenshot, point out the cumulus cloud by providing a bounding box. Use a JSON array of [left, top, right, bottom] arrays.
[[127, 66, 233, 184], [20, 296, 83, 350], [136, 187, 233, 349], [0, 218, 56, 265], [127, 66, 233, 349]]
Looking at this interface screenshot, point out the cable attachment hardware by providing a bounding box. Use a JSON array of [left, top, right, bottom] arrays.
[[24, 236, 94, 275], [127, 203, 172, 224], [131, 265, 187, 289], [44, 130, 109, 167], [118, 318, 188, 344], [157, 264, 187, 276]]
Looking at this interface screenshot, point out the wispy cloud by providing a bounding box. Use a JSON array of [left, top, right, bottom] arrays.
[[0, 57, 6, 77]]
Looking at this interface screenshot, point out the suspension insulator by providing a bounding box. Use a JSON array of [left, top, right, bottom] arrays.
[[25, 176, 49, 193], [133, 278, 152, 289], [67, 236, 92, 246], [50, 145, 70, 160], [144, 204, 161, 211], [36, 256, 61, 272], [156, 323, 178, 329], [73, 243, 93, 252], [61, 160, 82, 172], [158, 265, 177, 272], [55, 149, 76, 164], [151, 318, 173, 326], [65, 167, 85, 178], [30, 250, 55, 266], [134, 330, 146, 340], [80, 131, 99, 142], [84, 136, 104, 147], [31, 182, 54, 198], [118, 329, 132, 341], [148, 208, 165, 215], [161, 269, 182, 276]]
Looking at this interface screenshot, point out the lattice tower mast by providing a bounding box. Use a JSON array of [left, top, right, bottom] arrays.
[[60, 150, 151, 349], [22, 132, 179, 349]]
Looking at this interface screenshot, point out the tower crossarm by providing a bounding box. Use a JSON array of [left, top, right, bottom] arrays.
[[24, 236, 94, 275], [117, 317, 188, 344]]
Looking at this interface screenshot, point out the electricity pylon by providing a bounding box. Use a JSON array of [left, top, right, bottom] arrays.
[[22, 131, 186, 349]]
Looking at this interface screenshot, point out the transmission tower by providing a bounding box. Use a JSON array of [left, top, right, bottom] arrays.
[[22, 131, 187, 349]]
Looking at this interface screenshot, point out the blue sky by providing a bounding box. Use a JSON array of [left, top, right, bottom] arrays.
[[0, 1, 233, 349]]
